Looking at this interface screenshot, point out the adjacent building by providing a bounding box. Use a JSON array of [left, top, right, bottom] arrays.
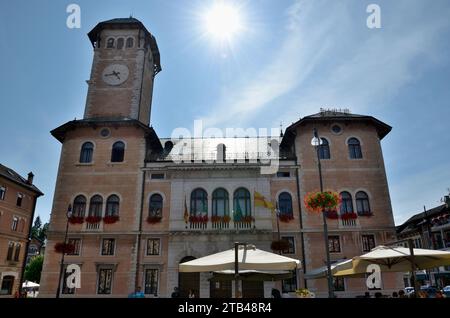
[[0, 164, 43, 297], [39, 18, 401, 298], [396, 196, 450, 287]]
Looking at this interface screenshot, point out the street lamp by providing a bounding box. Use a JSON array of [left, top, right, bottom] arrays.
[[311, 128, 335, 298], [56, 204, 72, 298]]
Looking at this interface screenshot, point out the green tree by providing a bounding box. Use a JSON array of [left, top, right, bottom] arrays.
[[31, 216, 42, 239], [24, 255, 44, 283], [38, 223, 49, 242]]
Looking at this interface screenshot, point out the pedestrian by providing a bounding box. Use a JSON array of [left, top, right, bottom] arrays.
[[398, 290, 407, 298], [271, 288, 281, 298], [374, 292, 382, 298], [392, 291, 398, 298], [188, 289, 196, 298], [129, 286, 145, 298], [171, 286, 180, 298], [435, 291, 444, 298]]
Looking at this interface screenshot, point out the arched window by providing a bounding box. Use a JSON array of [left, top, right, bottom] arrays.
[[233, 188, 251, 217], [149, 194, 163, 217], [190, 188, 207, 216], [111, 141, 125, 162], [89, 195, 103, 217], [348, 138, 362, 159], [126, 37, 134, 48], [318, 138, 330, 159], [340, 192, 353, 214], [80, 142, 94, 163], [278, 192, 293, 216], [356, 191, 371, 214], [212, 188, 229, 217], [117, 38, 124, 49], [73, 195, 86, 217], [216, 144, 226, 162], [106, 38, 115, 48], [106, 195, 120, 217]]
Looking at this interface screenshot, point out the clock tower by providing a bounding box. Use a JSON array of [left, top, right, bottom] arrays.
[[84, 18, 161, 126]]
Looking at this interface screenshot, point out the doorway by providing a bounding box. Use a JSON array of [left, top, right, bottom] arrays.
[[179, 256, 200, 298]]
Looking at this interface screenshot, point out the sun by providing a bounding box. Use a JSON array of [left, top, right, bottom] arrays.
[[203, 2, 243, 42]]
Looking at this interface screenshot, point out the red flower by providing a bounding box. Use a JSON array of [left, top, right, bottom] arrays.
[[325, 210, 339, 219], [103, 215, 119, 224], [304, 191, 340, 213], [68, 216, 84, 224], [341, 212, 358, 220], [147, 216, 162, 224], [85, 216, 102, 224]]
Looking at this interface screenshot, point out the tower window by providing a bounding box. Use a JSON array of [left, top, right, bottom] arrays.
[[105, 195, 120, 217], [348, 137, 363, 159], [318, 138, 330, 159], [106, 38, 115, 48], [11, 217, 19, 231], [16, 193, 23, 207], [126, 37, 134, 48], [0, 186, 5, 200], [80, 142, 94, 163], [73, 195, 87, 217], [117, 38, 124, 50], [111, 141, 125, 162]]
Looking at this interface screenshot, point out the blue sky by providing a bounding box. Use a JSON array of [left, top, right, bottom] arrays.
[[1, 0, 449, 225]]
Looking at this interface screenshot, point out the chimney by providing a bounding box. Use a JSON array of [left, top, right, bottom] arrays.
[[27, 172, 34, 184], [445, 195, 450, 207]]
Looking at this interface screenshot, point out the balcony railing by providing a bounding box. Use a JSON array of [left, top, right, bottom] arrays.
[[187, 220, 254, 230], [161, 151, 295, 162]]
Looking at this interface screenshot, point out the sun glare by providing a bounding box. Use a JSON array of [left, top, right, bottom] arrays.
[[203, 2, 243, 42]]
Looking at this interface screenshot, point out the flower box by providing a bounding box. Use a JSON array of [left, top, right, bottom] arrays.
[[278, 214, 294, 222], [103, 215, 120, 224], [304, 191, 340, 213], [68, 216, 84, 224], [325, 210, 339, 219], [234, 215, 254, 223], [85, 216, 102, 224], [189, 215, 208, 223], [271, 240, 290, 251], [147, 216, 162, 224], [341, 212, 358, 220], [54, 242, 75, 254], [211, 215, 231, 223]]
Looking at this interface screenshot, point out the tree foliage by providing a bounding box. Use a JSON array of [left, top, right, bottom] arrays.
[[24, 255, 44, 283]]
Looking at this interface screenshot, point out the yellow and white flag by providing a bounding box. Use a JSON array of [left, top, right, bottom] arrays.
[[254, 191, 275, 212]]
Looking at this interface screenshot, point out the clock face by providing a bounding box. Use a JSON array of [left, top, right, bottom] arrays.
[[102, 64, 129, 86]]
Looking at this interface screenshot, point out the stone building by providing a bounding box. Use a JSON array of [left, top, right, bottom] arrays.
[[39, 18, 401, 298], [0, 164, 43, 297]]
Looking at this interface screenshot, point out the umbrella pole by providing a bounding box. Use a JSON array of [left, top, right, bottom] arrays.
[[408, 239, 418, 297], [234, 242, 239, 298]]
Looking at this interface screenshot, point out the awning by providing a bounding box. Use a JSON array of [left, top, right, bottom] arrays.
[[304, 259, 354, 279], [210, 270, 293, 282], [179, 244, 301, 273]]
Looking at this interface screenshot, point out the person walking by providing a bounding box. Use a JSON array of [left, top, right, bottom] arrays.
[[171, 287, 180, 298], [188, 289, 196, 298]]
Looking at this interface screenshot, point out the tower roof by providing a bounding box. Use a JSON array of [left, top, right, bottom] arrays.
[[280, 110, 392, 148], [87, 17, 161, 74]]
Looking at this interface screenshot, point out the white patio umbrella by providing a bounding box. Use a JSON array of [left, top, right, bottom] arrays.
[[334, 245, 450, 277], [304, 259, 354, 279], [179, 244, 300, 273], [22, 281, 40, 288]]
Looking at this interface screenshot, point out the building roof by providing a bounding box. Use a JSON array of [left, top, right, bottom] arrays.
[[396, 204, 448, 235], [87, 17, 161, 74], [51, 117, 162, 152], [280, 110, 392, 148], [0, 163, 43, 196]]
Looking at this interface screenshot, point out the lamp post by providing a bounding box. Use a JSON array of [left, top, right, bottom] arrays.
[[56, 204, 72, 298], [311, 128, 334, 298]]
